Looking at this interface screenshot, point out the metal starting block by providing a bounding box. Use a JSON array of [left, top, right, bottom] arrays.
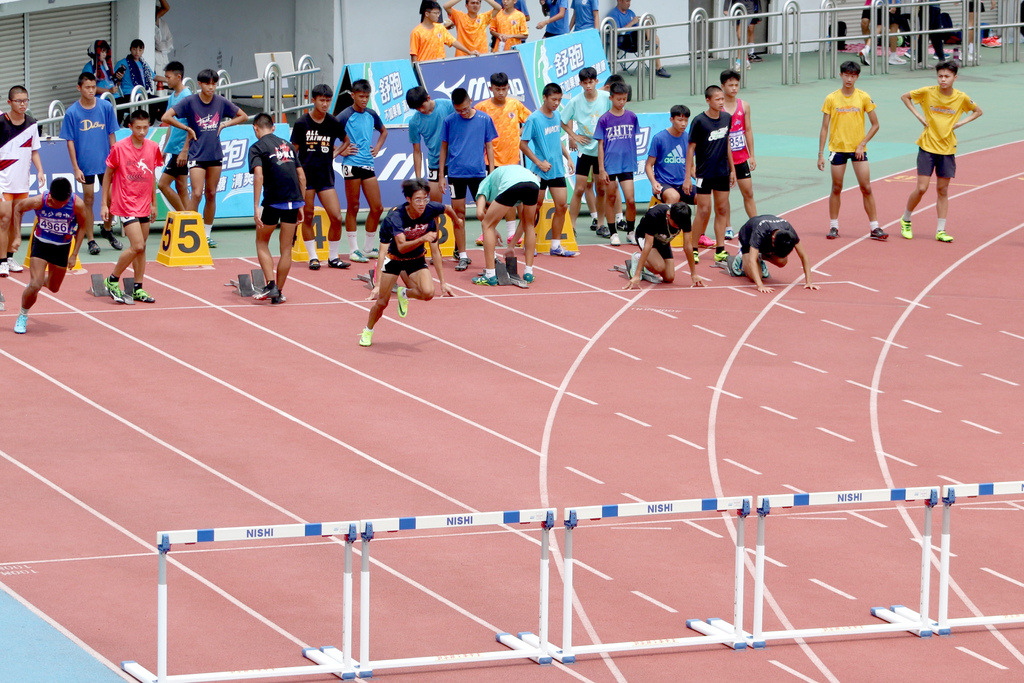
[[225, 269, 266, 297], [89, 273, 134, 304], [610, 258, 660, 283], [353, 267, 376, 289], [482, 255, 528, 288]]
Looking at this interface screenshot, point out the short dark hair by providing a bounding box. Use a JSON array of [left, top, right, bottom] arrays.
[[578, 67, 598, 82], [668, 203, 691, 233], [164, 61, 184, 78], [542, 82, 562, 97], [197, 69, 218, 84], [406, 86, 429, 110], [8, 86, 27, 101], [609, 82, 629, 96], [129, 109, 150, 124], [420, 0, 441, 19], [78, 72, 97, 86], [605, 74, 625, 86], [704, 85, 723, 99], [772, 224, 799, 257], [351, 79, 371, 94], [49, 177, 72, 203], [451, 87, 470, 106], [489, 72, 509, 87], [253, 112, 275, 130], [669, 104, 690, 119], [936, 59, 959, 74], [839, 60, 861, 75], [720, 69, 741, 84], [402, 178, 431, 198], [130, 38, 145, 51], [312, 83, 334, 100]]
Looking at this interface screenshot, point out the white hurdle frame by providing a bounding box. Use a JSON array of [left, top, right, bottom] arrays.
[[306, 508, 556, 678], [519, 495, 752, 663], [753, 486, 939, 648], [122, 520, 358, 683]]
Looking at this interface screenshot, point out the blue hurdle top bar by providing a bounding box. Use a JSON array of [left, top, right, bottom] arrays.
[[942, 480, 1024, 499], [158, 521, 357, 546], [360, 508, 555, 533], [757, 486, 936, 511], [567, 496, 750, 521]]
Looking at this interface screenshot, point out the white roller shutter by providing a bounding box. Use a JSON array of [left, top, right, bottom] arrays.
[[27, 3, 113, 107], [0, 16, 26, 100]]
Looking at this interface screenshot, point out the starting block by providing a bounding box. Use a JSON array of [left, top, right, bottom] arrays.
[[225, 269, 266, 297], [480, 255, 528, 288], [353, 267, 376, 290], [610, 258, 660, 283], [89, 273, 135, 304]]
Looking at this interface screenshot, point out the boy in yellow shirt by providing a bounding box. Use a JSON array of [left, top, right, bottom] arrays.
[[444, 0, 501, 56], [898, 61, 982, 243], [411, 1, 478, 63], [817, 61, 885, 241], [491, 0, 529, 51]]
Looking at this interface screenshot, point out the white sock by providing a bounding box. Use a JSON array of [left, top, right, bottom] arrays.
[[506, 220, 517, 240], [902, 209, 912, 222], [937, 218, 946, 233], [616, 212, 623, 224], [459, 251, 468, 259], [363, 233, 376, 252], [204, 223, 213, 239], [347, 233, 359, 253], [20, 307, 28, 316], [725, 225, 732, 234], [328, 240, 340, 260], [869, 221, 879, 231], [305, 240, 318, 258], [524, 265, 534, 275], [485, 268, 496, 278], [551, 239, 561, 250], [830, 219, 839, 229]]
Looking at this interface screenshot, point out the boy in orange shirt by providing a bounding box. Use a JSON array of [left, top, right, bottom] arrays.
[[491, 0, 529, 51], [444, 0, 501, 56], [411, 1, 478, 62]]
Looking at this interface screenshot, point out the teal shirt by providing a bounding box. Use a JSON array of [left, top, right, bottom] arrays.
[[476, 165, 540, 202]]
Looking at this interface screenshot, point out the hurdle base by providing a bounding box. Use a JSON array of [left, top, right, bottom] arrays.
[[870, 605, 934, 637], [121, 660, 156, 683], [496, 632, 553, 664], [506, 631, 566, 664], [685, 618, 748, 649]]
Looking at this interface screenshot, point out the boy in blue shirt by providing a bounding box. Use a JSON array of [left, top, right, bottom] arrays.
[[337, 79, 388, 263], [520, 83, 576, 257], [157, 61, 190, 212], [645, 105, 695, 206], [407, 86, 455, 203], [537, 0, 570, 36], [571, 0, 600, 31], [594, 81, 638, 246], [113, 39, 156, 100]]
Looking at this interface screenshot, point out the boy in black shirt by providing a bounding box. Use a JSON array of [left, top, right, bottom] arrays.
[[249, 113, 306, 304], [730, 214, 818, 293], [624, 202, 699, 289], [685, 85, 735, 267]]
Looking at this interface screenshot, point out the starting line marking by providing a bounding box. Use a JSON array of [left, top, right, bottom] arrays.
[[723, 458, 762, 475], [707, 386, 743, 399], [881, 452, 917, 467], [902, 399, 942, 414], [962, 420, 1001, 435], [775, 303, 805, 314], [956, 647, 1008, 670], [1001, 330, 1024, 341], [693, 324, 726, 338], [981, 372, 1019, 386], [810, 578, 857, 600], [846, 281, 879, 292], [729, 286, 758, 297], [744, 343, 777, 356], [609, 347, 642, 361], [821, 319, 853, 331], [616, 412, 651, 428], [947, 313, 982, 326], [926, 354, 962, 367], [657, 366, 691, 381], [793, 361, 827, 374], [846, 380, 882, 393], [769, 660, 821, 683], [895, 297, 929, 308], [782, 484, 806, 493], [812, 269, 831, 277], [848, 511, 887, 528], [684, 520, 724, 539], [667, 434, 704, 450], [761, 405, 798, 420], [565, 467, 604, 485], [631, 590, 678, 613], [873, 336, 908, 349], [981, 567, 1024, 590], [817, 427, 854, 442], [745, 547, 787, 567]]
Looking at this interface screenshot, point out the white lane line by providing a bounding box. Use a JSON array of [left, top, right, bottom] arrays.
[[769, 660, 821, 683], [982, 373, 1019, 386], [911, 538, 957, 557], [723, 458, 763, 475], [616, 412, 651, 427], [575, 560, 613, 580], [745, 343, 777, 356], [817, 427, 854, 442], [938, 475, 964, 485], [981, 568, 1024, 590], [948, 313, 982, 326], [621, 493, 645, 503], [1007, 502, 1024, 512], [783, 484, 807, 494], [847, 281, 879, 293], [1002, 330, 1024, 341], [708, 386, 743, 399], [848, 511, 887, 528], [668, 434, 705, 450], [684, 520, 724, 539], [956, 647, 1008, 670], [761, 405, 798, 420], [810, 579, 857, 600], [776, 303, 805, 314], [896, 297, 929, 308], [631, 591, 678, 613], [962, 420, 1001, 435], [609, 347, 642, 361], [729, 286, 758, 297], [881, 451, 917, 467], [693, 324, 726, 338], [565, 467, 605, 485], [745, 548, 787, 567], [812, 269, 831, 277], [926, 354, 962, 367], [846, 380, 883, 393], [902, 399, 942, 414], [873, 337, 908, 349], [822, 319, 854, 331], [793, 361, 828, 374], [651, 309, 678, 320], [657, 366, 691, 381]]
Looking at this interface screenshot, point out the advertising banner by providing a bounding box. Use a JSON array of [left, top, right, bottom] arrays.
[[415, 51, 536, 110], [515, 29, 609, 105], [331, 60, 420, 127]]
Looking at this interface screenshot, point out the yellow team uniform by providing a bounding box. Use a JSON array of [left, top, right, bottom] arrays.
[[475, 97, 531, 166], [491, 10, 529, 52], [410, 22, 456, 62], [909, 86, 977, 156], [822, 88, 876, 153], [448, 8, 495, 56]]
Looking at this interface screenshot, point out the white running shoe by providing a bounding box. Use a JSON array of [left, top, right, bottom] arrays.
[[7, 257, 23, 273], [888, 54, 908, 65], [0, 260, 8, 277], [609, 233, 621, 246]]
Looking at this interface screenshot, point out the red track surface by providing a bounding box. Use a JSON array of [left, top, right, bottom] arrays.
[[1, 142, 1023, 682]]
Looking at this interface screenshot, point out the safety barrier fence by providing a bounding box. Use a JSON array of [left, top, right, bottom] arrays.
[[123, 481, 1024, 681]]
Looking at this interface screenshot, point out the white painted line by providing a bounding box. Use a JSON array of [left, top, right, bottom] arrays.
[[1008, 502, 1024, 512], [982, 373, 1019, 387], [847, 281, 879, 293], [938, 475, 964, 485], [693, 324, 726, 338], [575, 559, 613, 580], [657, 366, 691, 381], [616, 412, 651, 428], [707, 386, 743, 399], [776, 303, 805, 314], [723, 458, 763, 475], [947, 313, 982, 326], [652, 309, 679, 319], [745, 548, 787, 567], [895, 297, 929, 308], [810, 578, 857, 600], [761, 405, 798, 420], [910, 538, 957, 557], [684, 520, 724, 539], [817, 427, 854, 442], [902, 399, 942, 414], [1001, 330, 1024, 341], [745, 343, 777, 356], [621, 493, 646, 503], [793, 361, 827, 374], [631, 591, 678, 613], [981, 567, 1024, 590], [667, 434, 705, 450], [609, 347, 642, 361], [926, 354, 962, 367], [729, 286, 758, 297], [848, 511, 887, 528], [783, 484, 807, 494], [956, 647, 1008, 670], [846, 380, 883, 393], [769, 660, 821, 683], [881, 452, 917, 467], [962, 420, 1001, 435], [565, 467, 605, 485], [873, 337, 908, 349], [812, 269, 831, 277], [821, 319, 854, 331]]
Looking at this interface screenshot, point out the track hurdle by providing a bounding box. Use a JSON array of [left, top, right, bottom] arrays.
[[511, 495, 752, 663], [122, 520, 358, 683], [750, 486, 939, 648], [303, 508, 556, 678]]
